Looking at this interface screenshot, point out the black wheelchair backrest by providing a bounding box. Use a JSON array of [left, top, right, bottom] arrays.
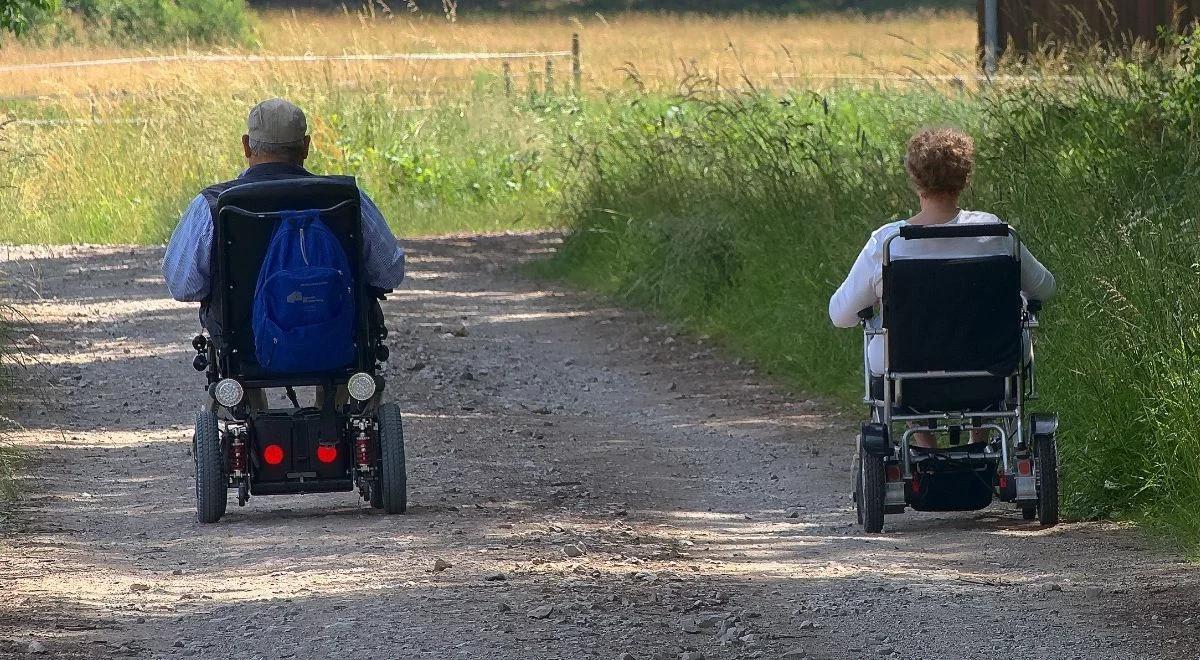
[[882, 253, 1022, 377], [212, 176, 369, 376]]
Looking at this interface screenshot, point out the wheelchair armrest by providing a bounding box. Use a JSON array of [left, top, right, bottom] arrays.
[[857, 307, 875, 322]]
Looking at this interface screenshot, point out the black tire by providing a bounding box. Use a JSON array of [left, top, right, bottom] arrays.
[[860, 449, 885, 533], [194, 410, 227, 524], [378, 402, 407, 514], [1036, 433, 1060, 527]]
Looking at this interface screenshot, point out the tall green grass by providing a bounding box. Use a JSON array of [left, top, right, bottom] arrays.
[[544, 39, 1200, 545], [0, 87, 590, 242]]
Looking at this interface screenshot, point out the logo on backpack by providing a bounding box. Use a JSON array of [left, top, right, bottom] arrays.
[[251, 210, 355, 373]]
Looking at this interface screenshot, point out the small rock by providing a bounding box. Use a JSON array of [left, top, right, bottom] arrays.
[[23, 333, 41, 347], [681, 620, 701, 634], [680, 652, 704, 660], [484, 572, 507, 581], [782, 649, 807, 660], [27, 641, 47, 655], [797, 619, 815, 630], [172, 640, 185, 648], [563, 543, 585, 558], [433, 558, 452, 572], [876, 646, 895, 656], [1044, 582, 1063, 592], [618, 654, 635, 660], [528, 605, 555, 620], [129, 583, 152, 592], [497, 602, 511, 613]]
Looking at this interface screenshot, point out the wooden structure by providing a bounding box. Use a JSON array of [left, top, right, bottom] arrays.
[[979, 0, 1200, 56]]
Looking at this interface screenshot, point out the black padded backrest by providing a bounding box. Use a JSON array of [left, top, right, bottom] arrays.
[[882, 255, 1022, 376], [212, 177, 365, 371]]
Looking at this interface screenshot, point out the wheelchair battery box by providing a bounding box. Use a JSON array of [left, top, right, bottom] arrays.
[[908, 461, 996, 512], [249, 408, 351, 492]]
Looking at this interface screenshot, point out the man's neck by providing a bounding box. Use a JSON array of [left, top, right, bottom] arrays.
[[246, 157, 304, 168]]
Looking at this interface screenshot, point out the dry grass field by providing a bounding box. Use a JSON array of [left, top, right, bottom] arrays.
[[0, 9, 976, 98]]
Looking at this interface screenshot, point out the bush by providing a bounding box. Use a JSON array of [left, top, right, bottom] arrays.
[[547, 34, 1200, 546], [31, 0, 250, 45]]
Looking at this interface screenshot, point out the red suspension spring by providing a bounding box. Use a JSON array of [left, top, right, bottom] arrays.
[[230, 436, 246, 474], [355, 431, 371, 468]]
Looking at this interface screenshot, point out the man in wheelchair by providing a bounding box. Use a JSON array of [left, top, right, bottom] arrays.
[[829, 128, 1059, 532], [162, 98, 408, 522]]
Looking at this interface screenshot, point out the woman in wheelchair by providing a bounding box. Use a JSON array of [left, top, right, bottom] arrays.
[[828, 128, 1061, 530]]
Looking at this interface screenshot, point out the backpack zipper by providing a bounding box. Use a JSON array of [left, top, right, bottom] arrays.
[[299, 225, 309, 265]]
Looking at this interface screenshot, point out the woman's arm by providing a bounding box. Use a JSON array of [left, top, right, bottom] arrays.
[[1019, 245, 1056, 301], [829, 237, 882, 328]]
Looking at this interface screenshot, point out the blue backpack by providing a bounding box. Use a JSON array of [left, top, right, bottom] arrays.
[[251, 210, 356, 373]]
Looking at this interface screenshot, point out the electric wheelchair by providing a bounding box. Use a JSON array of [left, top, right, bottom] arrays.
[[188, 177, 406, 523], [852, 223, 1059, 533]]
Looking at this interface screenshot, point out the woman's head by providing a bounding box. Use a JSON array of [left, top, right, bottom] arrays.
[[904, 128, 975, 199]]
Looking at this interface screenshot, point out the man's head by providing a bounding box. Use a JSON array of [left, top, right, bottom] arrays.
[[242, 98, 311, 166]]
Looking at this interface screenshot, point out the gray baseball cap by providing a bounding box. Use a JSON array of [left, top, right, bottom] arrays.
[[247, 98, 307, 145]]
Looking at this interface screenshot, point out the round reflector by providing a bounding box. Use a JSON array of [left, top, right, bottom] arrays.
[[347, 372, 377, 402], [263, 444, 285, 466], [316, 445, 338, 464], [213, 378, 244, 407]]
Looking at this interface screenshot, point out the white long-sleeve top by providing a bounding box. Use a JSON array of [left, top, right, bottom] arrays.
[[828, 210, 1056, 373]]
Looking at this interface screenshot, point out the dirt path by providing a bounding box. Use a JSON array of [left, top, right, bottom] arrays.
[[1, 235, 1198, 660]]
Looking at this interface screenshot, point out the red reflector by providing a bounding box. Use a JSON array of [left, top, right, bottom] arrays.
[[263, 444, 284, 466], [316, 445, 338, 464], [998, 474, 1008, 488], [886, 465, 901, 482], [1018, 460, 1032, 476]]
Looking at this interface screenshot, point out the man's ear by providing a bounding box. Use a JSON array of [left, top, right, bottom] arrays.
[[300, 135, 311, 163], [242, 134, 252, 160]]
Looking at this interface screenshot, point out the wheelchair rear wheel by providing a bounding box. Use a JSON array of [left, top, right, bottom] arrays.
[[378, 402, 408, 514], [1036, 432, 1060, 526], [857, 448, 886, 533], [194, 410, 227, 524]]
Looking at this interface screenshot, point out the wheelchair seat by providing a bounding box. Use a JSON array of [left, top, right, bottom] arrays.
[[210, 176, 377, 386], [879, 254, 1022, 411], [869, 375, 1008, 413]]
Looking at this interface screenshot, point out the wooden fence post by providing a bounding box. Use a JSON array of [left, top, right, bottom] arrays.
[[502, 61, 512, 97], [545, 58, 554, 97], [571, 33, 582, 94], [527, 61, 536, 104]]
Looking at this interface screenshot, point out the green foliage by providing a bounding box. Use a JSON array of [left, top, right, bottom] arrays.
[[0, 0, 59, 35], [27, 0, 249, 45], [546, 32, 1200, 546]]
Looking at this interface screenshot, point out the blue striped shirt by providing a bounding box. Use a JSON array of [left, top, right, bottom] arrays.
[[162, 187, 405, 302]]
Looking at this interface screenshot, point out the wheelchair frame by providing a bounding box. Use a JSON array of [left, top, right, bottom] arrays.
[[854, 223, 1059, 532]]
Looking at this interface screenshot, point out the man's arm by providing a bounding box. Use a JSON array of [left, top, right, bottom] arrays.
[[161, 195, 213, 302], [358, 190, 405, 290]]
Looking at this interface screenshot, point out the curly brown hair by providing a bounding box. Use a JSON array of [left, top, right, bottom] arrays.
[[904, 128, 975, 197]]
